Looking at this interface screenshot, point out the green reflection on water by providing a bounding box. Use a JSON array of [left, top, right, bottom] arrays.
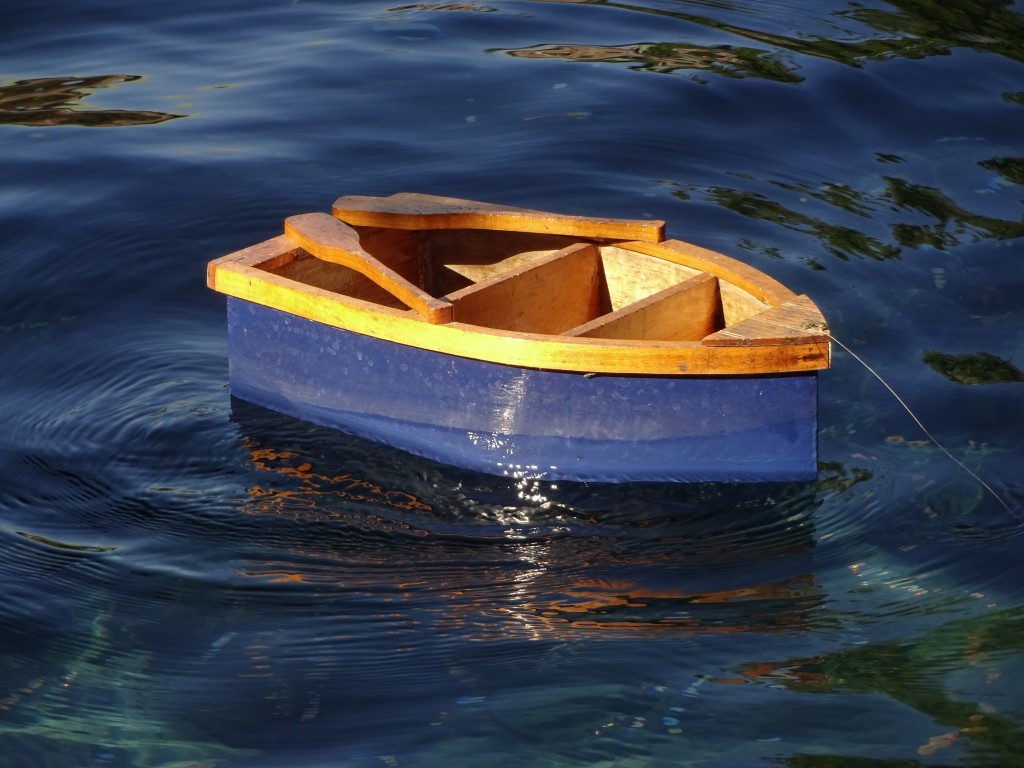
[[922, 350, 1024, 385], [884, 177, 1024, 249], [532, 0, 1024, 66], [500, 41, 803, 83], [663, 170, 1022, 261], [701, 186, 901, 261], [978, 156, 1024, 185], [847, 0, 1024, 64], [742, 604, 1024, 766]]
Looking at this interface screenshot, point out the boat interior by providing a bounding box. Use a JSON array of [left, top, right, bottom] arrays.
[[260, 225, 771, 341]]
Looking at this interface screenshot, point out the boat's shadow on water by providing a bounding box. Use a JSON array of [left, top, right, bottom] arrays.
[[229, 398, 826, 638]]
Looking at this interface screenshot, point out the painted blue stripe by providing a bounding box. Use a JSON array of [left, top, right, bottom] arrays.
[[226, 299, 818, 482]]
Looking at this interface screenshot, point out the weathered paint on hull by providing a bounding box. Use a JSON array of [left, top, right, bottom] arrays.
[[227, 299, 818, 483]]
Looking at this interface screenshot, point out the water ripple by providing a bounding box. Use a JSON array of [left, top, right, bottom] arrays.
[[2, 0, 1023, 764]]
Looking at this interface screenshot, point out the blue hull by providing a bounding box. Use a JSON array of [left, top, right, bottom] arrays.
[[227, 299, 818, 483]]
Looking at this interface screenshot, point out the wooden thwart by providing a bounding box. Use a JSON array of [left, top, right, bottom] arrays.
[[565, 272, 722, 341], [333, 192, 665, 243]]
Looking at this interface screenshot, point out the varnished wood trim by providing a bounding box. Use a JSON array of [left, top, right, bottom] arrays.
[[332, 192, 665, 243], [703, 296, 831, 348], [209, 237, 828, 374]]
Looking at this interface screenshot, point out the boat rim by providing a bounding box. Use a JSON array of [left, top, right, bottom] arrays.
[[209, 230, 830, 377]]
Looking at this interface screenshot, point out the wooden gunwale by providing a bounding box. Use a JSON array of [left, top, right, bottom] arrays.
[[208, 234, 830, 376]]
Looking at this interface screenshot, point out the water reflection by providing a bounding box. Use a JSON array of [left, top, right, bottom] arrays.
[[0, 597, 256, 766], [231, 400, 824, 640], [389, 3, 496, 10], [500, 42, 803, 83], [0, 75, 184, 128], [664, 172, 1024, 262], [923, 350, 1024, 385], [693, 184, 902, 263], [979, 156, 1024, 185], [733, 604, 1024, 764], [847, 0, 1024, 64], [532, 0, 1024, 65], [0, 400, 833, 763], [519, 0, 1024, 268]]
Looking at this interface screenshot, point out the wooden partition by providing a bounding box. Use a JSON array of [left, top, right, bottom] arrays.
[[444, 243, 603, 334], [564, 272, 723, 341], [422, 229, 581, 297]]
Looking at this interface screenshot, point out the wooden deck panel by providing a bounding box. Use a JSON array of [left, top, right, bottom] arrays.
[[702, 295, 830, 347]]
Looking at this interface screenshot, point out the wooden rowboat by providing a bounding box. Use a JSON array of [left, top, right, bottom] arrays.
[[208, 193, 830, 483]]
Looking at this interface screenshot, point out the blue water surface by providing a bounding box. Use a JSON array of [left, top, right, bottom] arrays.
[[2, 1, 1024, 766]]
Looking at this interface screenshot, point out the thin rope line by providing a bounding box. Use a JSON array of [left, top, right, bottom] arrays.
[[832, 335, 1017, 519]]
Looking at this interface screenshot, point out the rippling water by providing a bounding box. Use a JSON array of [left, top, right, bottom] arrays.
[[3, 1, 1024, 766]]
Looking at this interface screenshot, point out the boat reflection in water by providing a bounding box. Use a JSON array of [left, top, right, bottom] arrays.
[[230, 399, 824, 640]]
